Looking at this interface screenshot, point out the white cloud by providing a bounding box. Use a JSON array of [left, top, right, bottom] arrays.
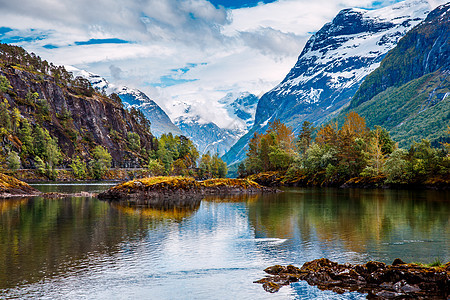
[[0, 0, 423, 129]]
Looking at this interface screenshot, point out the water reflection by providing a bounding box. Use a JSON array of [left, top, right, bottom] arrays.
[[0, 196, 151, 289], [0, 187, 448, 299], [110, 199, 201, 221], [248, 188, 450, 264]]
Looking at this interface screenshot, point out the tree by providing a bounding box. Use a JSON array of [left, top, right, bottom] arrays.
[[316, 122, 338, 146], [45, 137, 61, 173], [361, 127, 385, 177], [90, 146, 112, 179], [19, 119, 34, 155], [146, 159, 164, 176], [211, 153, 227, 178], [199, 152, 212, 179], [7, 151, 20, 172], [339, 111, 369, 140], [0, 99, 11, 132], [297, 121, 315, 155], [0, 75, 11, 93], [70, 156, 87, 179], [34, 156, 46, 175], [127, 132, 141, 152], [383, 149, 411, 184]]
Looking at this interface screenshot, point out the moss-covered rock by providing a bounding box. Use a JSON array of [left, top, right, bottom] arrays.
[[0, 173, 40, 197], [98, 176, 279, 202]]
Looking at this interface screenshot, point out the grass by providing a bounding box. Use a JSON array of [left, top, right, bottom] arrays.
[[411, 258, 445, 268], [114, 176, 262, 191]]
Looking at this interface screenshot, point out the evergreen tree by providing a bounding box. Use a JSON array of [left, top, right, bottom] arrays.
[[297, 121, 315, 155]]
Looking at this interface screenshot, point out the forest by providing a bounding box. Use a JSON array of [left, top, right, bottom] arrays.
[[238, 112, 449, 186]]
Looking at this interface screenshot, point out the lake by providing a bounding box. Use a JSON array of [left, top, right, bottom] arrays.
[[0, 184, 449, 299]]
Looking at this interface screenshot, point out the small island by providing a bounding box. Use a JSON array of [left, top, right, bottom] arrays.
[[0, 173, 40, 198], [97, 176, 279, 202], [256, 258, 450, 298]]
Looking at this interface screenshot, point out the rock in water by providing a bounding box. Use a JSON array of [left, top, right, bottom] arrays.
[[255, 258, 450, 298]]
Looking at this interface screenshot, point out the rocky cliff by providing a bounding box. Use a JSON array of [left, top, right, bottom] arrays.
[[0, 44, 155, 167]]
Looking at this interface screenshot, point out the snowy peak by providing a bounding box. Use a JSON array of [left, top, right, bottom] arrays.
[[218, 92, 259, 130], [65, 65, 110, 94], [254, 0, 438, 128]]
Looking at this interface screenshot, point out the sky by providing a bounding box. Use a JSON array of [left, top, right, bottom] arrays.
[[0, 0, 408, 128]]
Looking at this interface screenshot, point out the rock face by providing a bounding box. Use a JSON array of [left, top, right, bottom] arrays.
[[255, 258, 450, 298], [66, 66, 182, 138], [0, 173, 40, 197], [223, 0, 438, 166], [0, 48, 155, 166], [97, 176, 279, 202]]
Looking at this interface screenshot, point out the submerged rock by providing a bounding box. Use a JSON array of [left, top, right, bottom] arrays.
[[255, 258, 450, 298], [0, 173, 40, 198], [97, 176, 280, 202]]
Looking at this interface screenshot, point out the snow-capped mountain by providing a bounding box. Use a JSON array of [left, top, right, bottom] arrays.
[[255, 0, 437, 129], [65, 66, 110, 94], [65, 66, 258, 154], [116, 87, 183, 137], [65, 66, 181, 137], [218, 92, 259, 130], [223, 0, 440, 166], [171, 101, 248, 156]]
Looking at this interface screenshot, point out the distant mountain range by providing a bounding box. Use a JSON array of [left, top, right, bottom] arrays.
[[66, 66, 259, 155], [171, 92, 258, 156], [223, 0, 442, 166]]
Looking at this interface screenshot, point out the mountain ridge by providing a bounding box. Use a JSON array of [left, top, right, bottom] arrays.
[[223, 0, 439, 166]]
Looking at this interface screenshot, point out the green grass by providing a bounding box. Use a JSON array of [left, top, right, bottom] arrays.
[[334, 71, 450, 148]]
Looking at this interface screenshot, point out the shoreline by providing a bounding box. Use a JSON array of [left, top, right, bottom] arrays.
[[247, 171, 450, 191]]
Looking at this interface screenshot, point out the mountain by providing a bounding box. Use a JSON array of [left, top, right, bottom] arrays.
[[65, 66, 181, 138], [0, 44, 154, 167], [171, 101, 245, 156], [116, 87, 182, 137], [334, 2, 450, 147], [218, 92, 259, 130], [223, 0, 437, 166]]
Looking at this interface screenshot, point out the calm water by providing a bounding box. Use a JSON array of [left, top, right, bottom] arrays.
[[0, 184, 449, 299]]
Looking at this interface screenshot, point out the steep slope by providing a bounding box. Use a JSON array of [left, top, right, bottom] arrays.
[[66, 66, 181, 137], [117, 87, 182, 137], [223, 0, 437, 166], [336, 3, 450, 147], [0, 44, 154, 167]]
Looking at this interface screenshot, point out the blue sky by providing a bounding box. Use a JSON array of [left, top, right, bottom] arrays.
[[0, 0, 439, 128]]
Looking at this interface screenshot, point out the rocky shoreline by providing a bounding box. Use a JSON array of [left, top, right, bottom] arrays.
[[255, 258, 450, 298], [247, 171, 450, 190], [98, 176, 280, 202]]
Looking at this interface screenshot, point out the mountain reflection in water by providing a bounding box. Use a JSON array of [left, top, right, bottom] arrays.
[[0, 186, 448, 299]]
